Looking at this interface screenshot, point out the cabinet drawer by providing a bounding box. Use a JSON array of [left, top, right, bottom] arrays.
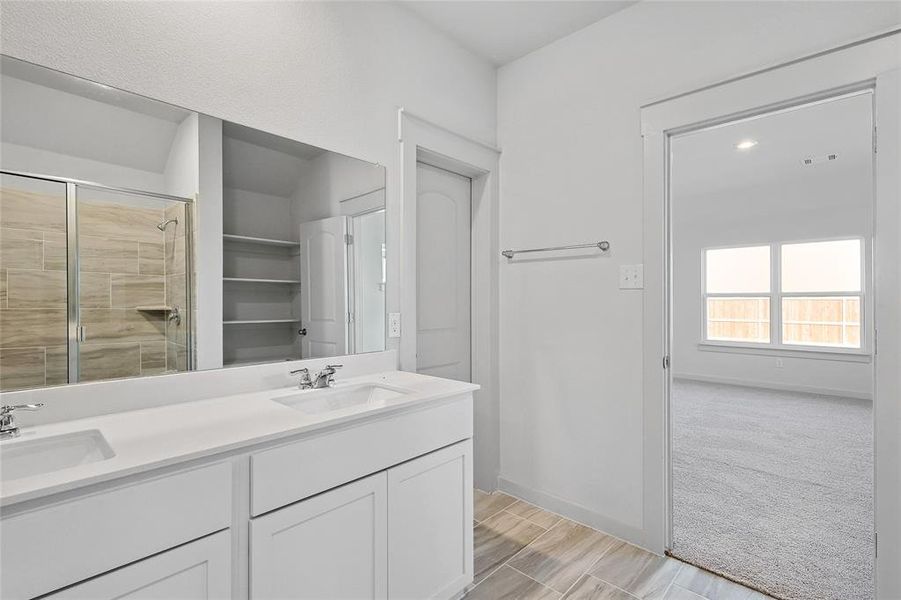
[[251, 394, 472, 515], [1, 462, 232, 600], [45, 530, 231, 600]]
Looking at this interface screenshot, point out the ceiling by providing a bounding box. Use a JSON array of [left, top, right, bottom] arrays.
[[400, 1, 637, 65], [672, 91, 873, 203]]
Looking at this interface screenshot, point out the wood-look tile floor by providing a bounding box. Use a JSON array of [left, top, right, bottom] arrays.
[[465, 490, 774, 600]]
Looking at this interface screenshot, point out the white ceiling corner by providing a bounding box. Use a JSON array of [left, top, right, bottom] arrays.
[[400, 1, 637, 66]]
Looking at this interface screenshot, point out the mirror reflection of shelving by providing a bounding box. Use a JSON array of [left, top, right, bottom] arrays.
[[222, 237, 303, 367], [220, 122, 317, 367]]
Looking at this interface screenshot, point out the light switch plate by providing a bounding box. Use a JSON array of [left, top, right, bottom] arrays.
[[619, 264, 644, 289], [388, 313, 401, 338]]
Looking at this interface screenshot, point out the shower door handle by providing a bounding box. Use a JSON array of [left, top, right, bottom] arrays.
[[78, 326, 86, 342]]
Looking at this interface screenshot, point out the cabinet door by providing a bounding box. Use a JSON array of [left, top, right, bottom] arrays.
[[388, 440, 473, 600], [251, 472, 387, 600], [46, 531, 230, 599]]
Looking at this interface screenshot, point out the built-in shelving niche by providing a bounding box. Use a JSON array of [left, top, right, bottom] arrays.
[[221, 234, 302, 366], [220, 120, 312, 366]]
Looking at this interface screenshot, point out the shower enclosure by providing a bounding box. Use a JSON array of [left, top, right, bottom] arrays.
[[0, 171, 194, 391]]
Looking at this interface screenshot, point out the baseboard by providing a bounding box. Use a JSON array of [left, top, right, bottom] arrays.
[[672, 373, 872, 401], [496, 476, 656, 554]]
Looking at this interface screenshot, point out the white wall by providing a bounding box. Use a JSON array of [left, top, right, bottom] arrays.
[[195, 114, 223, 371], [293, 151, 385, 223], [497, 1, 900, 545], [673, 184, 873, 398], [163, 113, 199, 198]]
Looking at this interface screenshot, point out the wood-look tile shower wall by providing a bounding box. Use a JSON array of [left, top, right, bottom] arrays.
[[0, 184, 188, 391]]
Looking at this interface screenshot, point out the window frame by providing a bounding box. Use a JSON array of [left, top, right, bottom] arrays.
[[700, 236, 870, 357]]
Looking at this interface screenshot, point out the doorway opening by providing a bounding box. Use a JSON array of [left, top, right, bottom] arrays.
[[667, 90, 875, 600]]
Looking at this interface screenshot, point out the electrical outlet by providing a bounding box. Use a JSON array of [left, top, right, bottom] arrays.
[[619, 264, 644, 289], [388, 313, 401, 338], [775, 358, 784, 368]]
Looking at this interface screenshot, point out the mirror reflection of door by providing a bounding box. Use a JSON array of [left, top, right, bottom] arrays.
[[415, 162, 471, 382], [348, 209, 386, 355], [299, 216, 349, 359]]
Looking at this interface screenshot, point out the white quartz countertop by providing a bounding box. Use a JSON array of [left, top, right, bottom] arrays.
[[0, 371, 478, 507]]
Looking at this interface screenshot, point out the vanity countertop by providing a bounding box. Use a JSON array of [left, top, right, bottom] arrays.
[[0, 370, 478, 508]]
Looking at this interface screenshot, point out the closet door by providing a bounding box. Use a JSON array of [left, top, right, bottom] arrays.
[[250, 472, 387, 600], [299, 216, 349, 358], [415, 163, 471, 381]]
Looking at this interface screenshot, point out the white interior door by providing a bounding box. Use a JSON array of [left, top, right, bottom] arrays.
[[299, 216, 348, 358], [416, 163, 471, 381]]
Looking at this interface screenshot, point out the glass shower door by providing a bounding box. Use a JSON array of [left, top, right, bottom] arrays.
[[0, 173, 69, 391], [74, 185, 192, 383]]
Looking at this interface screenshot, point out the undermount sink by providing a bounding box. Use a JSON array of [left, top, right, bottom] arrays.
[[273, 383, 411, 415], [0, 429, 115, 482]]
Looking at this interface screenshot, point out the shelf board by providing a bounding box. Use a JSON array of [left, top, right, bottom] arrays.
[[223, 233, 300, 248], [224, 356, 300, 367], [135, 305, 175, 312], [223, 277, 301, 284], [223, 319, 300, 325]]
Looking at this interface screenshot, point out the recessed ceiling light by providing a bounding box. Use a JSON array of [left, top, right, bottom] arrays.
[[735, 139, 758, 151]]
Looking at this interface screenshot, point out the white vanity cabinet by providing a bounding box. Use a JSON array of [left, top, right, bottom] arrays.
[[388, 440, 473, 600], [45, 531, 231, 600], [251, 472, 389, 600], [249, 439, 473, 600], [0, 462, 232, 600]]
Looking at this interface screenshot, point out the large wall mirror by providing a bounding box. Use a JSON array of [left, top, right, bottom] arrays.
[[0, 55, 387, 391]]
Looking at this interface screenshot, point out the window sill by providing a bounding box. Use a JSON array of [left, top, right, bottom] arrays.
[[697, 341, 872, 363]]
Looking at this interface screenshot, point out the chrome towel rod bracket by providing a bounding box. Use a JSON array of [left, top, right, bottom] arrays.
[[501, 240, 610, 259]]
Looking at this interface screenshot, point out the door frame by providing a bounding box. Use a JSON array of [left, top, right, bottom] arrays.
[[397, 109, 500, 490], [640, 32, 901, 596]]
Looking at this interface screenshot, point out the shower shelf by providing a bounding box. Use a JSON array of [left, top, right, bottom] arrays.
[[223, 233, 300, 248], [135, 305, 176, 312]]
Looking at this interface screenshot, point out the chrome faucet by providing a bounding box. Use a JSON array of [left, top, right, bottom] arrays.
[[0, 404, 44, 440], [313, 364, 342, 389], [290, 368, 313, 390]]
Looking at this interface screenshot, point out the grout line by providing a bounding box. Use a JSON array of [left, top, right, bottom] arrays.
[[579, 531, 626, 586], [505, 564, 564, 598], [501, 504, 564, 530], [474, 492, 518, 523], [576, 573, 641, 599], [465, 517, 562, 598], [660, 562, 684, 600], [503, 517, 562, 563]]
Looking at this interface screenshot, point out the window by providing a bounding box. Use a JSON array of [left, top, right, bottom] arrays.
[[781, 240, 861, 348], [704, 246, 770, 343], [703, 239, 864, 350]]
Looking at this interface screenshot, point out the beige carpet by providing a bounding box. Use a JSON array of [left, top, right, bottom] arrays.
[[671, 379, 874, 600]]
